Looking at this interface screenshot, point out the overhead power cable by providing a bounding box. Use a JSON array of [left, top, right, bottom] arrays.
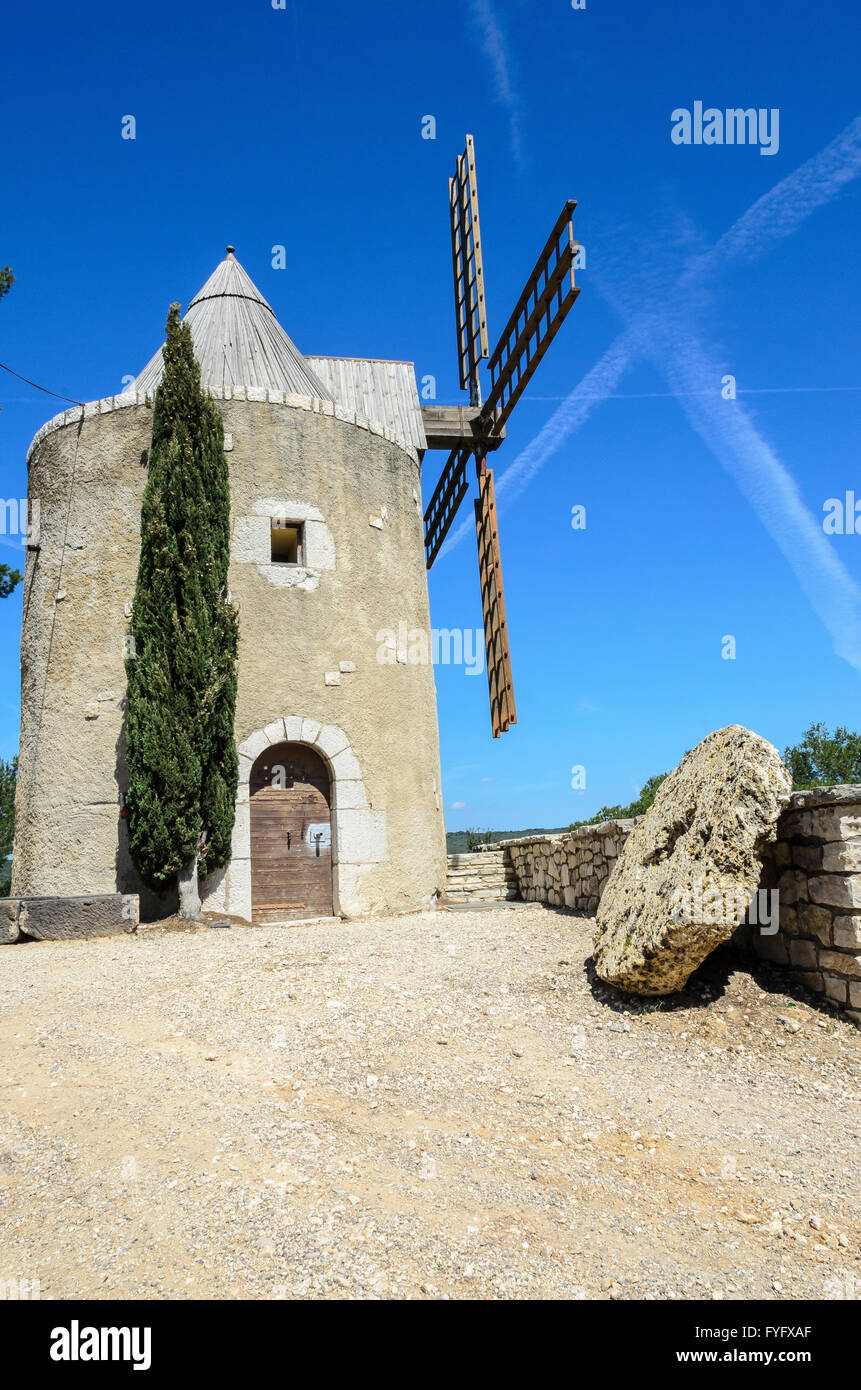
[[0, 360, 85, 406]]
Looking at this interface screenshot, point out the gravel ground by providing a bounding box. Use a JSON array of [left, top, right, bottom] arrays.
[[1, 903, 859, 1301]]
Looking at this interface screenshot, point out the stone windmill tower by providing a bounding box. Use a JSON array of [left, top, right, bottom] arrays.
[[14, 249, 447, 921]]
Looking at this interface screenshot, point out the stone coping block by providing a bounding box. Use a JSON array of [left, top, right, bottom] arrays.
[[480, 818, 640, 852], [483, 789, 861, 855], [11, 893, 139, 942], [787, 785, 861, 809]]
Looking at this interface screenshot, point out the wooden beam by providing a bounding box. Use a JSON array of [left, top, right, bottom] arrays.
[[421, 405, 505, 452]]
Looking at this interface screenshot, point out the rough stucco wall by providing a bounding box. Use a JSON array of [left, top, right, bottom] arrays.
[[14, 397, 447, 919], [13, 405, 172, 918]]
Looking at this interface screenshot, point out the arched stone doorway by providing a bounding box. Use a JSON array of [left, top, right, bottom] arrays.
[[201, 716, 389, 922], [250, 742, 333, 922]]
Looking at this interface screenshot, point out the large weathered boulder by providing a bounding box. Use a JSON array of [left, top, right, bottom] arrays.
[[592, 726, 791, 995]]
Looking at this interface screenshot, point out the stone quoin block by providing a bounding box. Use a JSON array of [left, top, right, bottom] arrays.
[[789, 939, 818, 969], [817, 949, 861, 979], [230, 803, 251, 860], [777, 870, 809, 906], [753, 934, 790, 966], [796, 971, 824, 994], [334, 863, 364, 917], [808, 875, 861, 910], [791, 843, 822, 872], [335, 779, 369, 811], [824, 975, 848, 1004], [226, 859, 252, 921], [804, 807, 861, 843], [799, 903, 832, 943], [775, 904, 799, 935], [832, 916, 861, 949], [821, 840, 861, 873]]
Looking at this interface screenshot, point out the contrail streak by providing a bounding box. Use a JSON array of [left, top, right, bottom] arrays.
[[653, 322, 861, 673], [437, 114, 861, 675], [468, 0, 525, 169]]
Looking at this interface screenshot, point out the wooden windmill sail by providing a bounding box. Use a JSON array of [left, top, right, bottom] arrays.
[[422, 135, 581, 737]]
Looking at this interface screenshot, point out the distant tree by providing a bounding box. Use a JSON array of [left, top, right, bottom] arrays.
[[0, 565, 22, 599], [570, 772, 669, 830], [0, 756, 17, 896], [465, 827, 494, 852], [124, 304, 238, 919], [784, 722, 861, 789]]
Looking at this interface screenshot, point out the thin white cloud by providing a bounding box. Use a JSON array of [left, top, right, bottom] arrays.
[[450, 800, 467, 809], [468, 0, 525, 169], [703, 115, 861, 272]]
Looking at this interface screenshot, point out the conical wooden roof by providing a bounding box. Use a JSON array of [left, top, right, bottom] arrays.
[[133, 249, 333, 399]]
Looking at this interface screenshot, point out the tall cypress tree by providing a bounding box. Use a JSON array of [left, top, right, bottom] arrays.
[[125, 305, 238, 918]]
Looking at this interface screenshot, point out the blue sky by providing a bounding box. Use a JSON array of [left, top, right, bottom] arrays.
[[1, 0, 860, 832]]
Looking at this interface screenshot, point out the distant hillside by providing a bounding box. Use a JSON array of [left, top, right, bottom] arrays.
[[445, 827, 569, 855]]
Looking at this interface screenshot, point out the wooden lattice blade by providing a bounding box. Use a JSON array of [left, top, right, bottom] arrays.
[[480, 199, 580, 437], [450, 134, 489, 396], [474, 465, 516, 737], [424, 444, 471, 569]]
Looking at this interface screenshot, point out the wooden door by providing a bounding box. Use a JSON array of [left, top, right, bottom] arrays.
[[250, 742, 333, 923]]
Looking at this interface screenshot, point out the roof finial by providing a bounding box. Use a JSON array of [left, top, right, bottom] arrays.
[[225, 245, 236, 256]]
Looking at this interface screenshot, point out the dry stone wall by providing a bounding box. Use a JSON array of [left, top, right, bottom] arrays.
[[483, 820, 638, 913], [483, 785, 861, 1024], [741, 786, 861, 1025]]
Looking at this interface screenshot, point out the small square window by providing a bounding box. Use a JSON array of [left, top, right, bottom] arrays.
[[271, 519, 304, 565]]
